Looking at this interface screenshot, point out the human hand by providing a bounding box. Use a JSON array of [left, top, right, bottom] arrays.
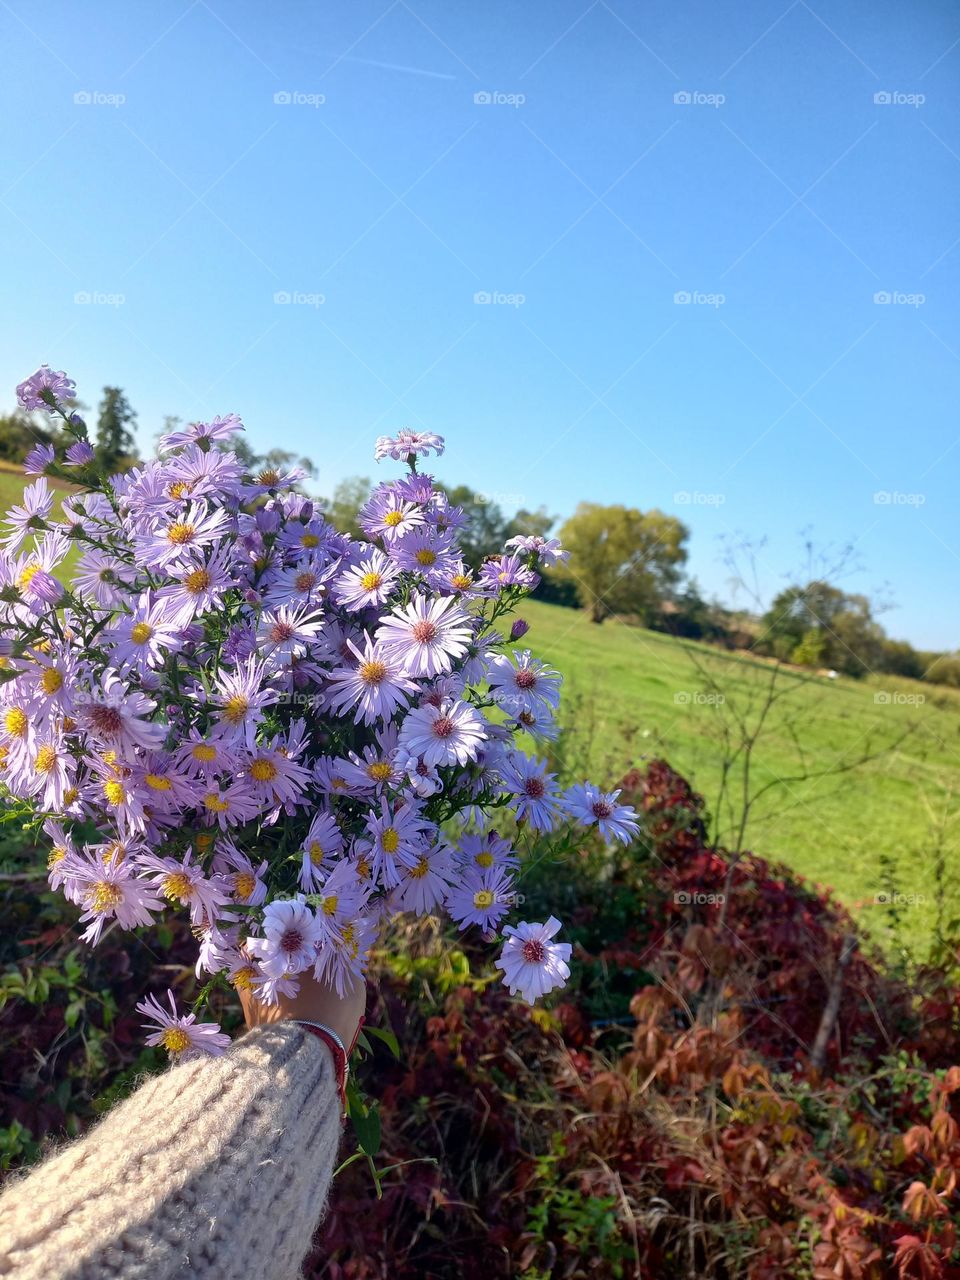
[[239, 973, 367, 1050]]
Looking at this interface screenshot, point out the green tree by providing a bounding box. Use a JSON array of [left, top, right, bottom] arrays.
[[95, 387, 139, 473], [555, 502, 689, 623], [322, 476, 372, 538], [760, 581, 886, 678]]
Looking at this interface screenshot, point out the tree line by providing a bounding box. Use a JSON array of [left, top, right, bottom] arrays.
[[0, 393, 954, 686]]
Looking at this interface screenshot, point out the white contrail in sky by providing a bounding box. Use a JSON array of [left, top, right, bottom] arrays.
[[295, 50, 457, 80]]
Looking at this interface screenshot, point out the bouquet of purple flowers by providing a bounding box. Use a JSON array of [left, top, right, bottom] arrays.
[[1, 365, 638, 1060]]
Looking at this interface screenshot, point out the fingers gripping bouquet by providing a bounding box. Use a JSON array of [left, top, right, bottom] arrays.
[[2, 366, 640, 1060]]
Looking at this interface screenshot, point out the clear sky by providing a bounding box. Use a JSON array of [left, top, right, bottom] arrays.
[[1, 0, 957, 649]]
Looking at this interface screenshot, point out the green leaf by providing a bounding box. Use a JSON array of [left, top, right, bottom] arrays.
[[351, 1102, 382, 1156], [364, 1025, 400, 1059]]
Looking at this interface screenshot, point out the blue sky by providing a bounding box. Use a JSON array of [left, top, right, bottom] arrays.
[[2, 0, 957, 649]]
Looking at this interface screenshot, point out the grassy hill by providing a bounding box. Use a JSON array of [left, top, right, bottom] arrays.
[[521, 597, 960, 954]]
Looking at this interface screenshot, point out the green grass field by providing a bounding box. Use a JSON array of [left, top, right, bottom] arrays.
[[521, 598, 960, 955]]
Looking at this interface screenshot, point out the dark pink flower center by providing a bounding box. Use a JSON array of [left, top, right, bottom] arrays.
[[592, 799, 613, 819], [411, 620, 438, 643], [524, 777, 545, 798], [432, 716, 455, 738], [280, 928, 304, 953], [88, 706, 123, 735], [522, 939, 545, 963], [514, 669, 537, 690]]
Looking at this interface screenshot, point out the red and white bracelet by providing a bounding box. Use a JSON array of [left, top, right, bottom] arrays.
[[293, 1017, 364, 1111]]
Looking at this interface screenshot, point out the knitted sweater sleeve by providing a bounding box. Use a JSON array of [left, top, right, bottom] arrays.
[[0, 1023, 342, 1280]]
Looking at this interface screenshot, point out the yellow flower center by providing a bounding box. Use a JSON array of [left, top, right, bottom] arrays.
[[5, 708, 28, 738], [451, 574, 472, 590], [300, 532, 319, 548], [250, 758, 277, 782], [360, 571, 384, 591], [102, 779, 126, 806], [17, 563, 40, 591], [204, 792, 229, 812], [168, 481, 190, 500], [415, 549, 436, 566], [145, 773, 172, 790], [195, 832, 215, 851], [48, 845, 67, 867], [63, 785, 78, 804], [41, 668, 63, 694], [475, 851, 494, 868], [473, 889, 495, 909], [309, 842, 325, 867], [410, 856, 430, 879], [222, 694, 249, 724], [381, 827, 400, 854], [233, 872, 256, 900], [355, 855, 371, 880], [91, 881, 123, 913], [192, 743, 217, 762], [383, 510, 404, 527], [321, 894, 338, 915], [34, 745, 58, 774], [130, 622, 154, 645], [166, 522, 196, 546], [341, 922, 359, 958], [162, 871, 194, 902], [367, 761, 393, 781], [184, 568, 211, 595], [359, 660, 387, 685], [231, 966, 256, 991], [103, 842, 125, 864], [161, 1027, 192, 1054]]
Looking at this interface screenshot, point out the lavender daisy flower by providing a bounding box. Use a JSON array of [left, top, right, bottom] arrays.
[[325, 633, 416, 726], [137, 990, 231, 1060], [158, 413, 244, 453], [64, 847, 164, 945], [17, 365, 76, 411], [138, 850, 232, 927], [104, 591, 183, 672], [3, 479, 54, 552], [495, 917, 571, 1002], [65, 440, 96, 466], [298, 811, 345, 890], [23, 443, 56, 475], [487, 648, 562, 717], [137, 501, 232, 570], [477, 553, 539, 594], [499, 754, 564, 831], [333, 550, 400, 613], [564, 783, 640, 846], [504, 534, 570, 567], [398, 696, 487, 768], [75, 670, 166, 754], [376, 593, 472, 679], [358, 488, 426, 542], [445, 864, 514, 932], [210, 655, 279, 749], [374, 430, 445, 462], [247, 896, 324, 978]]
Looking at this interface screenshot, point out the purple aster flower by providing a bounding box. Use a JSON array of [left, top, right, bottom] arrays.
[[333, 550, 400, 613], [158, 413, 244, 453], [510, 618, 530, 641], [477, 553, 539, 594], [104, 591, 184, 673], [247, 896, 324, 979], [390, 841, 457, 915], [62, 846, 164, 945], [210, 655, 279, 749], [387, 528, 457, 577], [455, 832, 519, 874], [358, 489, 425, 542], [325, 633, 416, 726], [445, 864, 514, 932], [495, 917, 571, 1002], [65, 440, 96, 466], [138, 849, 232, 927], [75, 670, 166, 754], [23, 443, 56, 475], [137, 501, 232, 570], [137, 990, 231, 1060], [3, 479, 54, 552], [298, 811, 345, 891], [487, 648, 562, 717], [362, 797, 431, 889], [504, 534, 569, 568], [374, 430, 445, 462], [17, 365, 76, 412], [376, 593, 472, 679], [563, 783, 640, 846], [398, 697, 487, 767], [499, 753, 564, 831]]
